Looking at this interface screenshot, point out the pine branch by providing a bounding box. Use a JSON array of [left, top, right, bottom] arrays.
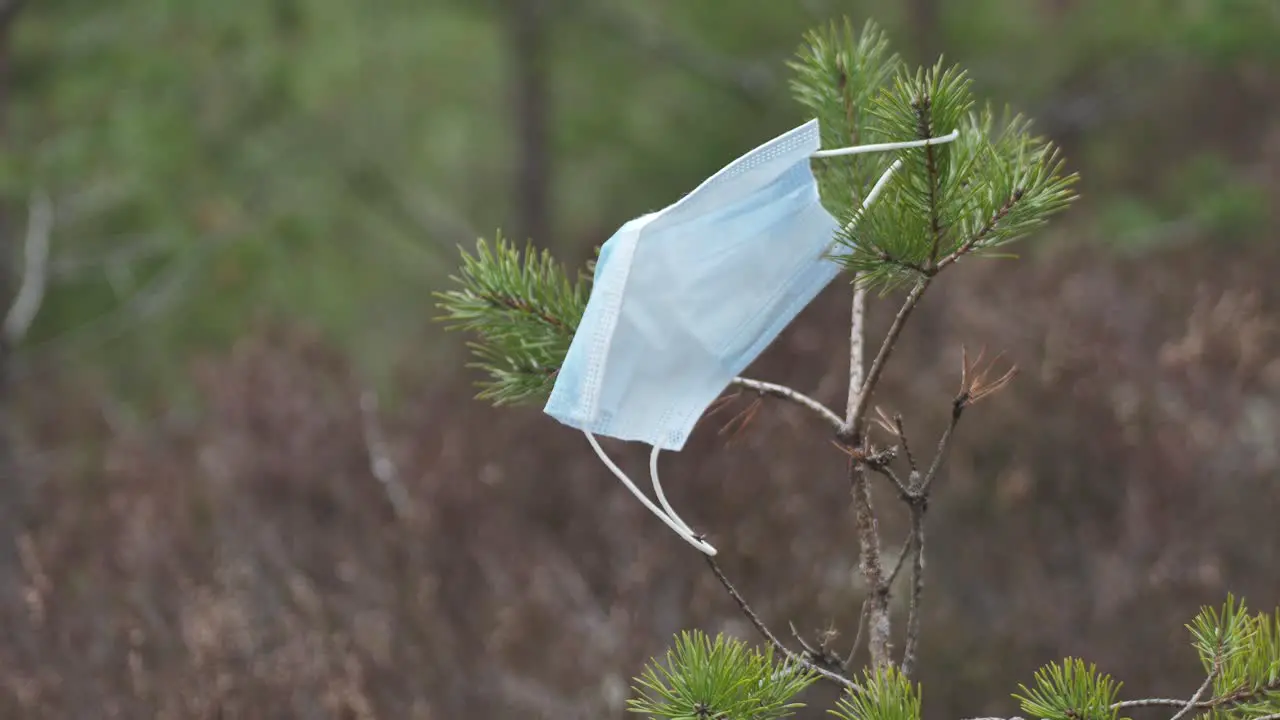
[[900, 496, 926, 678], [433, 234, 590, 406], [629, 630, 818, 720], [731, 377, 844, 430], [832, 665, 923, 720], [841, 277, 931, 442], [704, 557, 862, 693], [791, 18, 902, 223], [850, 462, 893, 668]]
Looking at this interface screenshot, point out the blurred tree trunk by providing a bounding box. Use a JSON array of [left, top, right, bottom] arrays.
[[0, 0, 24, 588], [505, 0, 552, 244], [907, 0, 940, 60]]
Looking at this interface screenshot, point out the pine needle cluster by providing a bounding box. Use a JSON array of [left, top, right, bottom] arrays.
[[1186, 596, 1280, 720], [831, 665, 923, 720], [793, 20, 1078, 293], [628, 631, 817, 720], [433, 233, 588, 405]]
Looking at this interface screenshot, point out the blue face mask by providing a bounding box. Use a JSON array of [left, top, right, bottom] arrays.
[[544, 120, 958, 555]]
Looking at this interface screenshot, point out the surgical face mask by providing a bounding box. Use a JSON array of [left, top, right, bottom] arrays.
[[544, 120, 958, 555]]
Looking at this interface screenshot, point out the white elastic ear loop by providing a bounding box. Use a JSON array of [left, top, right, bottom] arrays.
[[649, 446, 694, 535], [820, 129, 960, 251], [583, 432, 718, 556], [810, 128, 960, 159]]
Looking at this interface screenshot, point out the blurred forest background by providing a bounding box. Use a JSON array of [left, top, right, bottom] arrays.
[[1, 0, 1279, 717]]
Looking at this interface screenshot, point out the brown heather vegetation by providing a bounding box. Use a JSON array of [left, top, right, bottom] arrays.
[[3, 237, 1279, 719]]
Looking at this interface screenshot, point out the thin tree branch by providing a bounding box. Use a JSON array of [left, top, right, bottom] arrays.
[[1113, 677, 1280, 711], [843, 598, 870, 669], [934, 189, 1025, 273], [358, 388, 414, 521], [1169, 664, 1217, 720], [704, 556, 861, 692], [918, 402, 962, 497], [868, 462, 911, 500], [840, 277, 933, 442], [846, 283, 867, 425], [4, 190, 53, 344], [850, 462, 892, 667], [894, 413, 918, 473], [731, 376, 843, 431], [850, 524, 914, 668], [900, 497, 926, 677], [843, 268, 895, 668]]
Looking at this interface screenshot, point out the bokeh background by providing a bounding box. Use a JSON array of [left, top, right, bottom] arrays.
[[2, 0, 1279, 717]]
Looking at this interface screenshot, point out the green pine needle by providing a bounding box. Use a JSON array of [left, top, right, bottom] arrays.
[[790, 18, 903, 221], [831, 665, 923, 720], [1187, 596, 1280, 720], [1015, 658, 1123, 720], [628, 631, 817, 720], [433, 233, 590, 406]]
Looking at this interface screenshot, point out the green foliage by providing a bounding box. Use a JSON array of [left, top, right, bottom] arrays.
[[628, 631, 817, 720], [831, 665, 922, 720], [1014, 658, 1123, 720], [441, 19, 1080, 399], [816, 63, 1077, 290], [1189, 596, 1280, 720], [787, 21, 1079, 293], [790, 19, 902, 219], [434, 234, 588, 406]]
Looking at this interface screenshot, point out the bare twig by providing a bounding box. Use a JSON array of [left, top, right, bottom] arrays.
[[919, 347, 1017, 496], [843, 598, 870, 669], [866, 460, 911, 500], [874, 409, 918, 473], [731, 376, 843, 431], [848, 525, 915, 668], [850, 462, 892, 667], [704, 556, 861, 692], [898, 347, 1020, 675], [1113, 677, 1280, 711], [1114, 700, 1201, 710], [1169, 665, 1217, 720], [888, 530, 914, 588], [788, 621, 844, 671], [900, 499, 926, 678], [4, 190, 54, 344], [358, 388, 414, 521], [918, 407, 961, 497], [840, 277, 933, 442], [847, 284, 867, 422], [842, 269, 895, 669]]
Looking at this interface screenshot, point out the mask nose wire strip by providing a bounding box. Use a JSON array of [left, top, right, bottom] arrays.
[[810, 128, 960, 159], [583, 431, 718, 556]]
